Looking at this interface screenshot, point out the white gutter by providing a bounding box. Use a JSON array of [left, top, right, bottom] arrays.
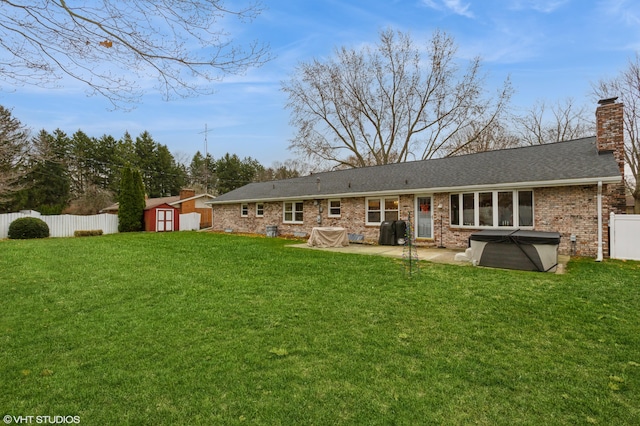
[[596, 180, 603, 262]]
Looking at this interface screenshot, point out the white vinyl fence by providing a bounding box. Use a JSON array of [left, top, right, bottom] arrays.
[[610, 212, 640, 261], [0, 211, 119, 238], [179, 212, 201, 231]]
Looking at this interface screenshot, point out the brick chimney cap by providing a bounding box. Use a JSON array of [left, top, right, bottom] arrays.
[[598, 97, 618, 105]]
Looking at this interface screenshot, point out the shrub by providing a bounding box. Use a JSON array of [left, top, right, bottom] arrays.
[[74, 230, 103, 237], [8, 217, 50, 239]]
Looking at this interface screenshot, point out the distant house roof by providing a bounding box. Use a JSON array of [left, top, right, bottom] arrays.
[[101, 193, 215, 213], [210, 137, 622, 204], [170, 193, 215, 205], [146, 196, 180, 210]]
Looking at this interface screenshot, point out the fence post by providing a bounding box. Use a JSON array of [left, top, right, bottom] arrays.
[[609, 212, 616, 259]]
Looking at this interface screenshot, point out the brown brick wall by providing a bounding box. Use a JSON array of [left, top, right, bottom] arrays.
[[213, 185, 619, 257]]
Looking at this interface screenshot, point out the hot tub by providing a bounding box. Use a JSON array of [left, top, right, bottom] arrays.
[[469, 230, 561, 272]]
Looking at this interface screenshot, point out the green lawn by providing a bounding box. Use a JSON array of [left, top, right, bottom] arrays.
[[1, 232, 639, 425]]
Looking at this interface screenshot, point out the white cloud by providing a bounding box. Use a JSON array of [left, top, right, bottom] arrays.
[[509, 0, 570, 13], [444, 0, 475, 17], [598, 0, 640, 25], [422, 0, 474, 18]]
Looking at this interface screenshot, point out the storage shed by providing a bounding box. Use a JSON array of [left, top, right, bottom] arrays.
[[144, 203, 180, 232]]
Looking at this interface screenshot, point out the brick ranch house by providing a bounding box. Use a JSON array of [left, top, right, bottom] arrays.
[[209, 99, 626, 258]]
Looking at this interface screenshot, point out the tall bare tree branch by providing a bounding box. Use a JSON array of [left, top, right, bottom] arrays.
[[0, 0, 271, 108], [282, 29, 512, 168], [511, 97, 593, 146], [593, 54, 640, 212]]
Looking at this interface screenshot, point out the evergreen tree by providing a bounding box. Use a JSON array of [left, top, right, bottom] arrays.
[[189, 151, 216, 192], [215, 153, 263, 194], [134, 131, 157, 196], [20, 130, 71, 213], [69, 130, 94, 196], [155, 144, 186, 196], [93, 134, 120, 191], [118, 165, 145, 232], [117, 132, 137, 167], [132, 168, 146, 213], [0, 105, 30, 209]]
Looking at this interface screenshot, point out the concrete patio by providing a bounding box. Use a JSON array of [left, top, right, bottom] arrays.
[[289, 242, 569, 273]]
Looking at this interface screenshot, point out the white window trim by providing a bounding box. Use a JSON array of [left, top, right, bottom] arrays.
[[241, 203, 249, 217], [366, 196, 399, 225], [256, 203, 264, 217], [450, 190, 534, 229], [328, 199, 341, 218], [283, 201, 304, 224]]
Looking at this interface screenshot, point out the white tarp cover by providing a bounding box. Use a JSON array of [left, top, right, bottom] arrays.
[[307, 227, 349, 248]]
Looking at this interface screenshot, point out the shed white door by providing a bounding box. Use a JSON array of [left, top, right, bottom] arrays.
[[157, 209, 174, 232]]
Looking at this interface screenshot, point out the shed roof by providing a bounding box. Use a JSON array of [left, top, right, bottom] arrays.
[[101, 193, 214, 213], [210, 137, 622, 204]]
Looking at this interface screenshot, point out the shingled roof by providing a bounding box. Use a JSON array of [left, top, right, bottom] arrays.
[[211, 137, 622, 204]]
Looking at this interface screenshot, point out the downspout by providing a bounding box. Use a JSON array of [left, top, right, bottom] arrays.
[[596, 181, 603, 262]]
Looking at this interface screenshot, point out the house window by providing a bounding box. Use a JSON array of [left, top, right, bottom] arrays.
[[450, 190, 534, 228], [498, 192, 513, 226], [450, 194, 460, 226], [462, 193, 474, 226], [518, 191, 533, 227], [385, 198, 399, 221], [478, 192, 493, 226], [241, 203, 248, 217], [256, 203, 264, 217], [328, 199, 341, 217], [366, 197, 399, 224], [283, 201, 304, 223]]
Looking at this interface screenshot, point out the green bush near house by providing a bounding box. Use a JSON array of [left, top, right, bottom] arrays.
[[7, 217, 50, 239]]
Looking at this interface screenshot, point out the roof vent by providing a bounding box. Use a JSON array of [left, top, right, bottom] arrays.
[[598, 97, 618, 105]]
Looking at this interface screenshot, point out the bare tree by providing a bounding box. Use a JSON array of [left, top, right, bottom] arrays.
[[64, 184, 114, 215], [0, 1, 271, 108], [444, 118, 520, 156], [282, 29, 513, 168], [593, 55, 640, 213], [0, 105, 30, 205], [511, 97, 594, 146]]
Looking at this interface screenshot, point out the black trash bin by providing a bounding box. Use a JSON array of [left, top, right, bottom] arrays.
[[378, 221, 396, 245], [394, 220, 407, 245]]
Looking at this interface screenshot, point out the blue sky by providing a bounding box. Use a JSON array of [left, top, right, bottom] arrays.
[[1, 0, 639, 167]]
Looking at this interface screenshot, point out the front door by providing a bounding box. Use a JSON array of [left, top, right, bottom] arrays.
[[416, 196, 432, 239]]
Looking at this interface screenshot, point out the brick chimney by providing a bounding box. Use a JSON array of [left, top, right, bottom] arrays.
[[596, 97, 625, 175], [178, 188, 197, 214], [179, 188, 196, 200], [596, 97, 626, 214]]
